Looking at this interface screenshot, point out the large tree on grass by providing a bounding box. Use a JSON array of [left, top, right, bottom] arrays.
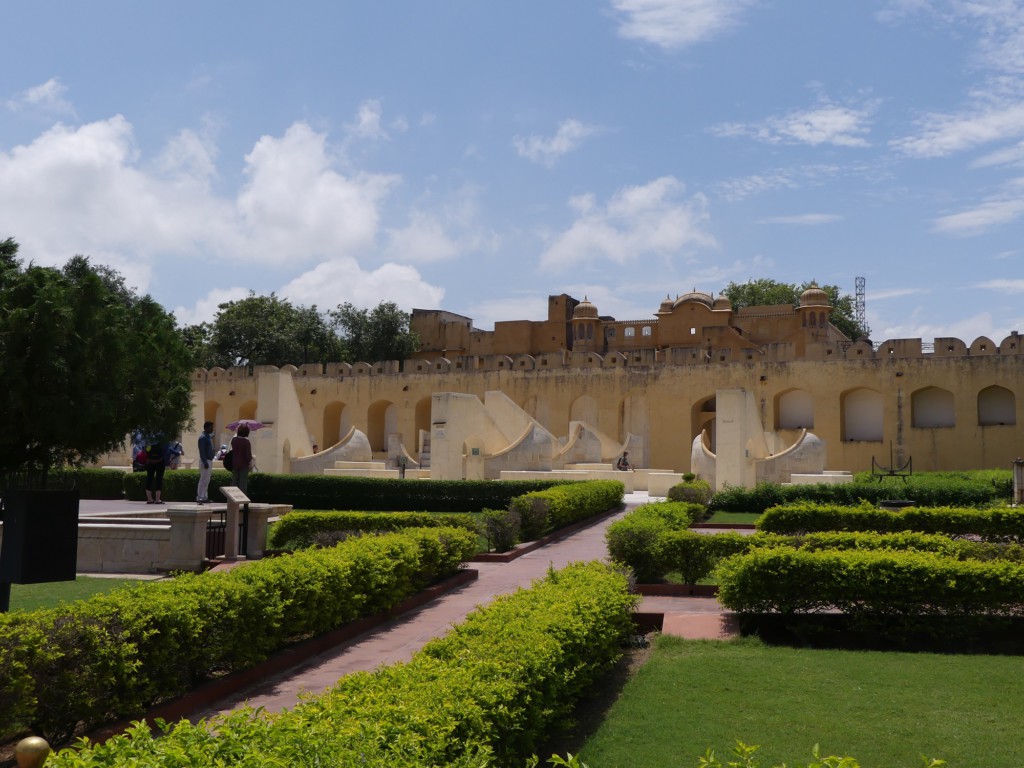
[[722, 278, 869, 341], [0, 239, 194, 487]]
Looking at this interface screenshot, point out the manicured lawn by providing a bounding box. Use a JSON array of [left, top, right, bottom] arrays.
[[580, 635, 1023, 767], [701, 511, 761, 525], [7, 576, 144, 612]]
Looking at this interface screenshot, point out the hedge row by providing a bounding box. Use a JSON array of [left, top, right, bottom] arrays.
[[708, 472, 1010, 513], [48, 561, 638, 768], [0, 527, 476, 745], [604, 501, 713, 582], [509, 480, 625, 540], [757, 501, 1024, 542], [717, 547, 1024, 617], [122, 470, 574, 511], [268, 510, 479, 549]]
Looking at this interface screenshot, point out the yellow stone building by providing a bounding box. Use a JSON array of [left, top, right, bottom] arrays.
[[186, 287, 1024, 477]]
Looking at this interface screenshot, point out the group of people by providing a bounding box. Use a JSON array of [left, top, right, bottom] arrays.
[[132, 424, 256, 506], [195, 421, 255, 504]]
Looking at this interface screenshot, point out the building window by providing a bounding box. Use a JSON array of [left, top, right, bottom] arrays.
[[625, 327, 636, 338], [690, 327, 696, 335], [607, 328, 616, 337], [642, 326, 652, 336]]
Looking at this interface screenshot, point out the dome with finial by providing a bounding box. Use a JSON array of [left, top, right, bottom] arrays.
[[713, 293, 732, 311], [658, 294, 675, 313], [673, 288, 714, 310], [799, 282, 830, 308], [573, 296, 599, 319]]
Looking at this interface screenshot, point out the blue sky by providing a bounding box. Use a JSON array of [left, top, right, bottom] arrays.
[[2, 1, 1024, 343]]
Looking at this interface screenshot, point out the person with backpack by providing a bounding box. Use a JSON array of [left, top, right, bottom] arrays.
[[145, 440, 166, 503], [230, 424, 254, 492], [616, 451, 632, 471]]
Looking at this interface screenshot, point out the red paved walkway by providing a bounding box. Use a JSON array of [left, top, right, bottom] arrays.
[[173, 492, 739, 721]]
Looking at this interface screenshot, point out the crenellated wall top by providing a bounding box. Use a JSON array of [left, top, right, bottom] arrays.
[[190, 331, 1023, 381]]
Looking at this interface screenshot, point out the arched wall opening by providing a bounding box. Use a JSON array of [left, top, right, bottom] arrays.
[[570, 394, 598, 427], [978, 385, 1016, 426], [691, 396, 716, 452], [322, 401, 348, 448], [368, 399, 397, 452], [238, 400, 258, 422], [776, 388, 814, 429], [840, 388, 883, 441], [912, 386, 955, 428], [415, 397, 432, 452]]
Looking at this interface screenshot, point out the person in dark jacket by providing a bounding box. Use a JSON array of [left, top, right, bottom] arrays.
[[145, 441, 166, 503], [230, 424, 254, 492]]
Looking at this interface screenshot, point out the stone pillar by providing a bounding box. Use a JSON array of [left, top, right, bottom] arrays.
[[241, 504, 287, 559], [160, 508, 213, 572], [1014, 458, 1024, 505]]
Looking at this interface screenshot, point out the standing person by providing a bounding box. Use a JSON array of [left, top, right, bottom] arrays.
[[145, 440, 166, 503], [196, 421, 215, 504], [230, 424, 254, 492]]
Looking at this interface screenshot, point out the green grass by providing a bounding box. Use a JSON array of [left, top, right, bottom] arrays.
[[7, 576, 144, 612], [579, 635, 1023, 767], [701, 511, 760, 525]]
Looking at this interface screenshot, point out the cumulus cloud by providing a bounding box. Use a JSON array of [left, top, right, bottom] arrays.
[[540, 176, 716, 270], [280, 257, 444, 311], [758, 213, 843, 225], [5, 77, 76, 117], [383, 210, 460, 263], [609, 0, 756, 50], [173, 286, 251, 327], [712, 102, 875, 148], [513, 119, 598, 166], [0, 115, 402, 300]]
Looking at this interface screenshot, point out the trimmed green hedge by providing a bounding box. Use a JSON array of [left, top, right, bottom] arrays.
[[717, 546, 1024, 617], [123, 470, 573, 511], [268, 510, 479, 549], [605, 501, 709, 582], [509, 480, 624, 540], [47, 561, 638, 768], [709, 472, 1010, 513], [0, 527, 475, 745], [757, 501, 1024, 542]]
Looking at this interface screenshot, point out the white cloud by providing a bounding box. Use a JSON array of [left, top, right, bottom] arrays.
[[610, 0, 756, 50], [0, 116, 400, 294], [513, 119, 598, 166], [461, 294, 551, 330], [877, 310, 1004, 344], [540, 176, 716, 270], [892, 102, 1024, 158], [280, 257, 444, 311], [758, 213, 842, 225], [932, 180, 1024, 234], [346, 99, 390, 141], [237, 122, 397, 262], [6, 78, 76, 117], [973, 139, 1024, 168], [173, 286, 251, 326], [712, 103, 875, 148], [384, 210, 460, 263], [974, 278, 1024, 294]]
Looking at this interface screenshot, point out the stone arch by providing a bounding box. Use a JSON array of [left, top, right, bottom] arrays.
[[281, 438, 292, 474], [322, 401, 350, 448], [204, 401, 223, 438], [414, 396, 433, 441], [237, 400, 258, 422], [691, 395, 716, 452], [523, 394, 551, 429], [841, 388, 883, 441], [367, 399, 397, 452], [776, 388, 814, 429], [978, 385, 1016, 426], [570, 394, 599, 426], [618, 393, 649, 444], [912, 386, 955, 428]]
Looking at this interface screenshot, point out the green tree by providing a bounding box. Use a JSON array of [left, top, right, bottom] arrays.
[[722, 279, 869, 341], [330, 301, 419, 363], [209, 293, 339, 367], [0, 242, 194, 487]]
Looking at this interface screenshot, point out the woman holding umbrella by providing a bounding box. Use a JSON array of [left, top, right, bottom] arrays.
[[230, 423, 255, 492]]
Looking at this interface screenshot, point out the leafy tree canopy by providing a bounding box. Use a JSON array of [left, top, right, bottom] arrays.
[[207, 293, 340, 367], [330, 301, 420, 363], [0, 241, 194, 486], [722, 278, 869, 341]]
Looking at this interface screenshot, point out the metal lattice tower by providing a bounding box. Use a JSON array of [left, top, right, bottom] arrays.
[[855, 276, 866, 334]]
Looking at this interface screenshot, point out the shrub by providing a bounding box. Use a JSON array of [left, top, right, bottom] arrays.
[[481, 507, 520, 552], [605, 501, 722, 583], [667, 478, 712, 507], [509, 480, 624, 541], [267, 510, 479, 549]]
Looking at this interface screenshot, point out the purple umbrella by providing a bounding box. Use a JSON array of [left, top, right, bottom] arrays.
[[227, 419, 266, 431]]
